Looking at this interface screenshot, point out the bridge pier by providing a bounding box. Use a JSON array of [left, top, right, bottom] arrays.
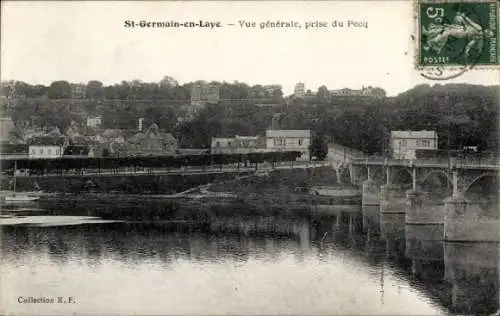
[[405, 189, 444, 225], [444, 195, 500, 242], [379, 166, 406, 214], [379, 185, 406, 214], [362, 179, 379, 206]]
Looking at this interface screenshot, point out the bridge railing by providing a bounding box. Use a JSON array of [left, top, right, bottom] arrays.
[[350, 156, 500, 168], [453, 156, 500, 168]]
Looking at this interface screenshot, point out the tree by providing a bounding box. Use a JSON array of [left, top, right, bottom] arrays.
[[104, 86, 118, 99], [309, 134, 328, 161], [272, 88, 284, 103], [159, 76, 178, 88], [47, 81, 71, 99], [86, 80, 104, 99], [317, 85, 329, 102]]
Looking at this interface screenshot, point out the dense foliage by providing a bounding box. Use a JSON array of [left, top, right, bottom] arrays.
[[177, 84, 499, 153], [309, 134, 329, 160]]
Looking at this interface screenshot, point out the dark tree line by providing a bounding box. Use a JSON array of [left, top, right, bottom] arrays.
[[1, 77, 284, 102], [2, 151, 302, 172], [176, 84, 499, 153]]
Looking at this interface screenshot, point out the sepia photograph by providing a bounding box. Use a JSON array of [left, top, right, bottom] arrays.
[[0, 1, 499, 315]]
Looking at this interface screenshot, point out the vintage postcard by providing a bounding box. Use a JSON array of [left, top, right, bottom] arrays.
[[1, 1, 499, 315]]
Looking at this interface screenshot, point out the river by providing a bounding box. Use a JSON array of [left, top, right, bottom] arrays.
[[1, 196, 498, 315]]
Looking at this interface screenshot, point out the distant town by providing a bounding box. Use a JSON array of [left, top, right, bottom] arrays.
[[0, 78, 388, 161], [0, 78, 497, 163]]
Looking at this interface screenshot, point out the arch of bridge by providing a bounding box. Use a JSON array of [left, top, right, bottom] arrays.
[[461, 172, 498, 195]]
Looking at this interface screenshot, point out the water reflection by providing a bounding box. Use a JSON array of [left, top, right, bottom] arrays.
[[1, 197, 498, 315], [444, 242, 500, 315]]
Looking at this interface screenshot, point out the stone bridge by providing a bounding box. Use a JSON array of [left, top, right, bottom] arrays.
[[348, 156, 500, 243]]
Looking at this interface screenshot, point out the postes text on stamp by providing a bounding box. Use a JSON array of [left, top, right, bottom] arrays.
[[416, 0, 498, 72]]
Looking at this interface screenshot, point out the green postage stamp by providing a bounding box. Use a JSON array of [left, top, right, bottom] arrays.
[[416, 0, 499, 71]]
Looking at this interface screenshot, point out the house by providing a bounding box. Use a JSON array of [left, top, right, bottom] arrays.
[[83, 128, 103, 143], [329, 86, 386, 98], [71, 84, 86, 99], [126, 123, 178, 155], [211, 137, 237, 154], [0, 115, 15, 143], [138, 118, 144, 131], [159, 132, 178, 152], [178, 103, 206, 123], [211, 135, 266, 154], [101, 129, 126, 144], [28, 136, 67, 159], [63, 145, 94, 157], [293, 83, 306, 98], [86, 116, 102, 128], [390, 130, 438, 160], [265, 129, 311, 161], [191, 83, 220, 105]]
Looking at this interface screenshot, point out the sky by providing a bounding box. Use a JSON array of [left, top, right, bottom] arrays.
[[1, 1, 498, 96]]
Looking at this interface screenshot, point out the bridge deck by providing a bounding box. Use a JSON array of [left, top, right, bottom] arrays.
[[350, 157, 500, 170]]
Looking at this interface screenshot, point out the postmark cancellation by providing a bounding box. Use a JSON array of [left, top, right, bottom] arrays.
[[415, 0, 499, 79]]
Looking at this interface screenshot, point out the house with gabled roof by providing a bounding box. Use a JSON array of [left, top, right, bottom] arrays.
[[28, 135, 68, 159], [126, 123, 178, 155], [63, 145, 94, 157]]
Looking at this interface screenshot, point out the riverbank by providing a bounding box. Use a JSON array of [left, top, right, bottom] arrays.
[[208, 166, 357, 193], [2, 172, 253, 194]]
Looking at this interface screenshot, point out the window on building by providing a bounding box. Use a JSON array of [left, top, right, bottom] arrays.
[[422, 140, 430, 147], [216, 141, 220, 148], [31, 148, 36, 155], [40, 148, 44, 155], [56, 149, 60, 155], [298, 139, 303, 146], [48, 148, 52, 155]]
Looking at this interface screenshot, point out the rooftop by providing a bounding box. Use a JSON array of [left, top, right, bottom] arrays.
[[28, 136, 66, 146], [391, 130, 437, 139], [63, 145, 92, 156], [266, 130, 311, 138], [101, 129, 125, 138], [235, 135, 260, 140]]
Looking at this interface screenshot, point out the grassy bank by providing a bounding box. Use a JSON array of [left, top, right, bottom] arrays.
[[209, 166, 355, 194], [4, 172, 252, 194]]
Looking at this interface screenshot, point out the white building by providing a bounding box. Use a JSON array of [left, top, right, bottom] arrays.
[[138, 118, 144, 131], [191, 83, 220, 105], [0, 115, 15, 143], [266, 129, 311, 161], [211, 135, 266, 154], [86, 116, 102, 128], [28, 136, 67, 159], [390, 130, 438, 159], [293, 83, 306, 98], [211, 137, 237, 154]]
